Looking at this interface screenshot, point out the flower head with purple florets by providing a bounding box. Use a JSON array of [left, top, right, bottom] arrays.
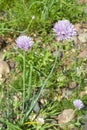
[[53, 20, 77, 41], [73, 99, 84, 110], [16, 35, 34, 51]]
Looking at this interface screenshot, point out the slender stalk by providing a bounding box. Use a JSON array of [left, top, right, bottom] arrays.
[[26, 48, 59, 118], [23, 51, 26, 110]]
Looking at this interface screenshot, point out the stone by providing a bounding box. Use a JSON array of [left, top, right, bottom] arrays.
[[58, 109, 75, 124], [33, 102, 40, 114], [0, 61, 10, 75], [69, 81, 77, 89], [78, 33, 87, 43]]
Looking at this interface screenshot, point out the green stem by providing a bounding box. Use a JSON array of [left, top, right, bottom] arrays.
[[23, 51, 26, 110], [25, 49, 59, 118]]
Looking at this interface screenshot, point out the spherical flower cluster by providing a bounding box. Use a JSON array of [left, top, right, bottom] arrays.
[[73, 99, 84, 110], [53, 20, 77, 41], [16, 35, 34, 51]]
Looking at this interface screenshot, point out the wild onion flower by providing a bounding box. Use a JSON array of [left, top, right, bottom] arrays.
[[73, 99, 84, 110], [16, 35, 34, 51], [53, 20, 77, 41]]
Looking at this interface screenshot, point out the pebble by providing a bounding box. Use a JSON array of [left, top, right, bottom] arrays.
[[33, 102, 40, 114], [78, 33, 87, 43], [58, 109, 75, 124], [0, 61, 10, 76], [69, 81, 77, 89]]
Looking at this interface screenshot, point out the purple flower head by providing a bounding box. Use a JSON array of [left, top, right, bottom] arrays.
[[16, 35, 34, 51], [53, 20, 77, 41], [73, 99, 84, 110]]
